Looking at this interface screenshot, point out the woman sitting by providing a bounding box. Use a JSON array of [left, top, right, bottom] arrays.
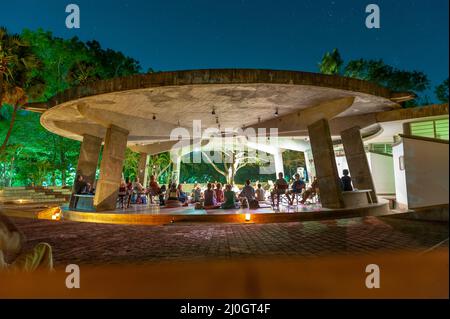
[[177, 184, 188, 206], [221, 184, 239, 209], [214, 183, 225, 203], [191, 183, 202, 203], [118, 179, 128, 209], [203, 183, 218, 208], [165, 183, 182, 208]]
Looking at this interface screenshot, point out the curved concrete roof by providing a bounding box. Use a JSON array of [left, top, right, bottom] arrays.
[[36, 69, 413, 144]]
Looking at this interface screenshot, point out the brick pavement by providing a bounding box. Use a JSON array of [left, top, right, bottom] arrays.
[[9, 216, 449, 266]]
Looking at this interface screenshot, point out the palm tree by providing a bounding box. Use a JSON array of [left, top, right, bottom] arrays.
[[0, 27, 44, 153]]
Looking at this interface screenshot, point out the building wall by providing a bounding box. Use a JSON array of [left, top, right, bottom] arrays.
[[367, 152, 396, 194], [403, 137, 449, 209], [335, 152, 395, 194], [392, 143, 408, 207]]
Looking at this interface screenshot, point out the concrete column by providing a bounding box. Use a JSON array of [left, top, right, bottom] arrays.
[[273, 149, 285, 177], [341, 126, 378, 203], [137, 152, 148, 185], [303, 149, 315, 182], [307, 119, 345, 209], [70, 134, 102, 209], [172, 154, 182, 184], [94, 125, 129, 211]]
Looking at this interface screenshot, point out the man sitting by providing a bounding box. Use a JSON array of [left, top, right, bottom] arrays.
[[341, 169, 353, 191], [271, 172, 291, 207], [0, 213, 53, 271], [239, 180, 259, 209], [289, 173, 306, 205]]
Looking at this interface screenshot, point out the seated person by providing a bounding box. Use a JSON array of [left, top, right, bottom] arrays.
[[132, 177, 146, 204], [203, 183, 217, 207], [71, 174, 88, 209], [133, 177, 144, 193], [148, 175, 161, 204], [289, 173, 306, 205], [255, 183, 266, 202], [271, 172, 291, 206], [159, 184, 167, 206], [221, 184, 239, 209], [215, 183, 225, 203], [0, 213, 53, 271], [191, 183, 202, 203], [341, 169, 353, 191], [165, 183, 182, 207], [301, 176, 319, 204], [118, 179, 128, 209], [177, 184, 188, 205], [239, 180, 259, 209]]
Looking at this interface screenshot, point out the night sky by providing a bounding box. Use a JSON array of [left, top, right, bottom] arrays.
[[1, 0, 448, 100]]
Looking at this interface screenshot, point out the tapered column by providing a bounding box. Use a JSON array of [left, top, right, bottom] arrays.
[[273, 149, 285, 177], [94, 125, 129, 211], [137, 152, 148, 185], [172, 154, 182, 184], [308, 119, 345, 209], [341, 126, 378, 203], [70, 134, 102, 208]]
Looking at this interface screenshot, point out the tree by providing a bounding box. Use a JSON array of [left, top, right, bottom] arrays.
[[148, 153, 173, 184], [319, 48, 343, 75], [344, 59, 429, 94], [0, 28, 45, 153], [0, 28, 145, 186], [435, 78, 449, 103], [201, 148, 268, 184]]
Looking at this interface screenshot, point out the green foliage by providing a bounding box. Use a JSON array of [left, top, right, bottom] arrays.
[[123, 149, 140, 181], [0, 28, 144, 186], [319, 48, 343, 75], [344, 59, 429, 93], [435, 78, 449, 103], [318, 49, 432, 107]]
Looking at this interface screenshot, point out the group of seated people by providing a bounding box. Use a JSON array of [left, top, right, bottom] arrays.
[[268, 172, 323, 207], [115, 170, 343, 210], [117, 175, 189, 208], [192, 180, 265, 210]]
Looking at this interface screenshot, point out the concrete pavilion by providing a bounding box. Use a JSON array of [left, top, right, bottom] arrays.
[[26, 69, 438, 212]]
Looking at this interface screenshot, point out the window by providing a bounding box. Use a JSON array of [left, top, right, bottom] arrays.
[[410, 118, 449, 140]]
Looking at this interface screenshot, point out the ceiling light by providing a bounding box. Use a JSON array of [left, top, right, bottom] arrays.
[[274, 108, 279, 117], [153, 114, 156, 120]]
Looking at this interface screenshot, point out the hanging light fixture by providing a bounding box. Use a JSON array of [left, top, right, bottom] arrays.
[[212, 107, 216, 115], [152, 114, 156, 120], [274, 108, 279, 117]]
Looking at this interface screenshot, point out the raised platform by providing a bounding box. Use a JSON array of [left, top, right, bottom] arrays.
[[0, 199, 391, 225]]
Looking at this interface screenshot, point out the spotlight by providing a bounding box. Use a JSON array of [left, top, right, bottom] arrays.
[[274, 108, 279, 117], [212, 107, 216, 115], [153, 114, 156, 120]]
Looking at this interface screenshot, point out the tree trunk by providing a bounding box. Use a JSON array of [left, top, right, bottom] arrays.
[[0, 104, 18, 153]]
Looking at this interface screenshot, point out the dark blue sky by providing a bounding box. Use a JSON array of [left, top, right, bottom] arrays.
[[1, 0, 448, 100]]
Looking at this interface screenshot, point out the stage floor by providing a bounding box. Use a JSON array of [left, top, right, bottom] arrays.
[[63, 202, 324, 215], [1, 200, 392, 225]]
